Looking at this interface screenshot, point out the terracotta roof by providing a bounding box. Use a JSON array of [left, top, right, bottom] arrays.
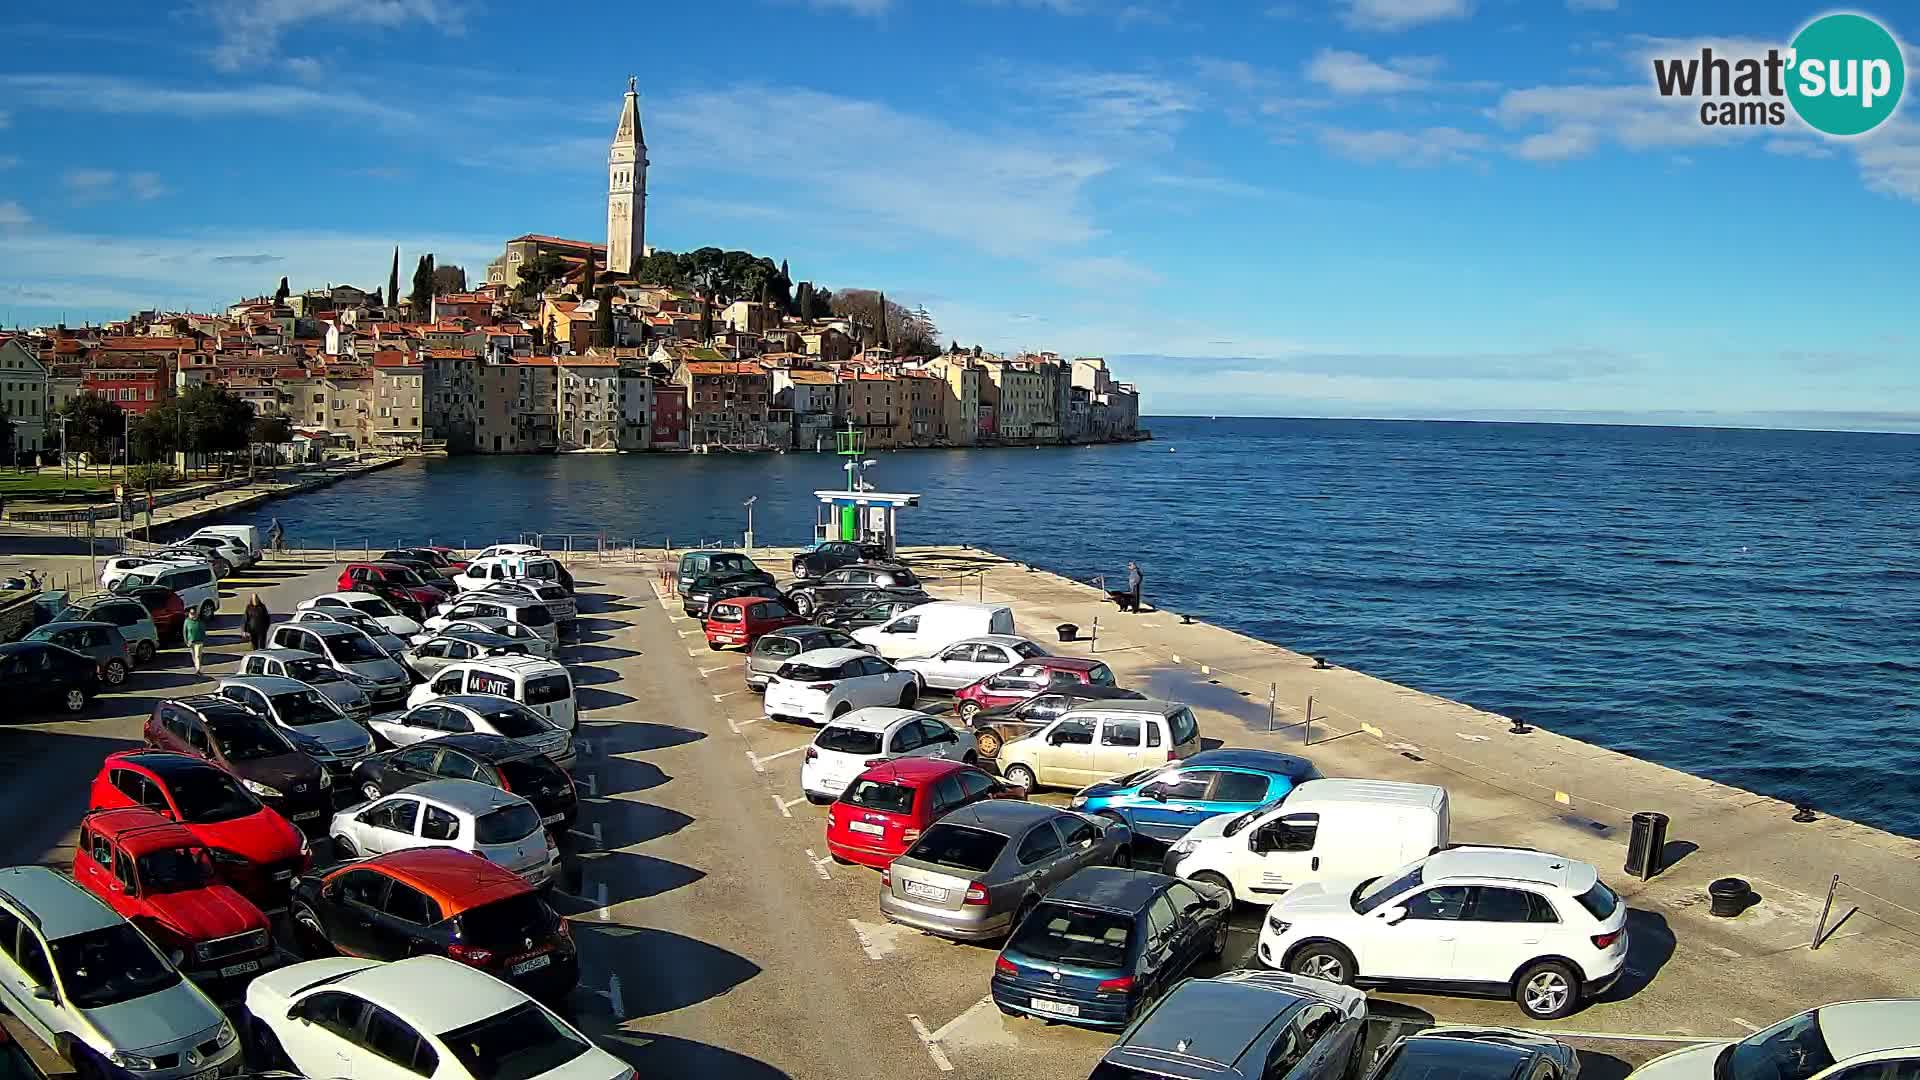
[[556, 355, 620, 368], [275, 367, 310, 379], [373, 353, 420, 369], [100, 336, 193, 350], [684, 361, 766, 377], [426, 349, 480, 360], [508, 234, 607, 252], [784, 369, 837, 384]]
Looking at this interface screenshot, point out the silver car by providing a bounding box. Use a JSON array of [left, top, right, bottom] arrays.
[[287, 609, 408, 657], [879, 801, 1133, 942], [401, 631, 531, 680], [745, 625, 870, 691], [216, 674, 374, 776], [266, 622, 411, 713], [236, 649, 373, 722], [417, 617, 556, 659]]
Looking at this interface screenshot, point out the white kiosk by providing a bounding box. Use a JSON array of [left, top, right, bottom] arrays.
[[812, 490, 921, 559]]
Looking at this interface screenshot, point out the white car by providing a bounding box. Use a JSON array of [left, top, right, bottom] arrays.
[[99, 554, 206, 592], [181, 532, 255, 569], [763, 647, 919, 726], [473, 543, 543, 562], [328, 778, 559, 886], [417, 617, 557, 659], [1256, 846, 1629, 1020], [409, 655, 578, 732], [288, 608, 409, 657], [0, 866, 240, 1080], [1629, 1000, 1920, 1080], [423, 593, 560, 645], [799, 707, 978, 802], [370, 694, 575, 770], [893, 635, 1049, 690], [297, 591, 424, 637], [246, 955, 632, 1080]]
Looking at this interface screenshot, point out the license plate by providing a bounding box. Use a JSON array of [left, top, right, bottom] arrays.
[[541, 813, 564, 825], [291, 810, 321, 821], [510, 954, 553, 976], [849, 821, 884, 836], [185, 1066, 222, 1080], [219, 959, 260, 978], [272, 870, 294, 881], [1030, 998, 1080, 1018], [901, 880, 946, 902]]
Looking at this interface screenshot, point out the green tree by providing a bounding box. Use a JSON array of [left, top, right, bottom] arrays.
[[128, 403, 178, 463], [0, 407, 15, 466], [250, 413, 293, 446], [388, 246, 401, 311], [638, 249, 685, 287], [514, 252, 569, 307], [591, 288, 614, 348], [432, 264, 467, 294], [698, 288, 713, 342], [581, 253, 597, 298], [175, 385, 254, 456], [832, 288, 936, 357], [410, 254, 435, 318], [59, 393, 124, 471], [795, 282, 816, 321]]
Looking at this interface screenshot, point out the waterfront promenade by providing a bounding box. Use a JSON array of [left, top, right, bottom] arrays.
[[0, 543, 1911, 1078]]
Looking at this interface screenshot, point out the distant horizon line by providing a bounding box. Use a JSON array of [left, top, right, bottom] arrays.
[[1145, 413, 1920, 438]]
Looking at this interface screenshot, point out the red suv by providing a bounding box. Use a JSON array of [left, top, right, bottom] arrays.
[[825, 758, 1025, 869], [117, 584, 190, 645], [88, 750, 311, 910], [705, 596, 806, 651], [953, 657, 1120, 719], [337, 562, 450, 607], [73, 807, 277, 988]]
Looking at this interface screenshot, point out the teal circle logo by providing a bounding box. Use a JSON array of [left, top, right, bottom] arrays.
[[1786, 13, 1905, 136]]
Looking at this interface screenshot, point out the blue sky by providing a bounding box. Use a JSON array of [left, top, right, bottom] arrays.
[[2, 0, 1917, 427]]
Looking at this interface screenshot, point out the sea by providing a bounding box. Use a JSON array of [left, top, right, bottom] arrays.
[[217, 416, 1920, 837]]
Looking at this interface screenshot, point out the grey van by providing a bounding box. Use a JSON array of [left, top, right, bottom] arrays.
[[266, 622, 411, 713]]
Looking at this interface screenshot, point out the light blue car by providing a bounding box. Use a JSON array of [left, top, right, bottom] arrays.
[[1069, 749, 1320, 844]]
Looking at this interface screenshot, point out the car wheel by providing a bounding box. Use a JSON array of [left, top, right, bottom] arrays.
[[361, 782, 383, 802], [1191, 871, 1235, 909], [833, 703, 852, 719], [1515, 960, 1581, 1020], [291, 904, 332, 958], [331, 835, 357, 859], [200, 600, 217, 621], [62, 688, 88, 714], [794, 594, 814, 616], [134, 640, 156, 664], [1003, 764, 1037, 791], [1208, 915, 1230, 958], [958, 701, 981, 721], [1288, 942, 1356, 985], [707, 641, 722, 651], [250, 1018, 291, 1071], [103, 660, 128, 687], [974, 729, 1001, 757], [898, 684, 917, 709], [1110, 845, 1132, 869]]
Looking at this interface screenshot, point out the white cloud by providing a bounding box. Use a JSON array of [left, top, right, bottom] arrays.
[[1304, 48, 1427, 94], [1514, 122, 1599, 161], [1143, 172, 1268, 197], [60, 169, 170, 204], [1852, 120, 1920, 202], [0, 73, 412, 125], [1340, 0, 1470, 31], [1320, 126, 1487, 165], [0, 201, 29, 227], [129, 172, 169, 200], [283, 57, 325, 83], [1049, 255, 1163, 290], [1015, 69, 1197, 143], [191, 0, 465, 71], [1765, 138, 1833, 159]]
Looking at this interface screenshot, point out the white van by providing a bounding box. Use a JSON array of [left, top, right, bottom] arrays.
[[407, 654, 579, 731], [189, 525, 263, 565], [1163, 778, 1450, 907], [852, 601, 1016, 660], [114, 561, 220, 619]]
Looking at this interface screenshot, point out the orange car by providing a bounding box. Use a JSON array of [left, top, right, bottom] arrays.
[[287, 847, 577, 999]]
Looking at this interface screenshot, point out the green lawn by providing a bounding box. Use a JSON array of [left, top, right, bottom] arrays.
[[0, 471, 122, 495]]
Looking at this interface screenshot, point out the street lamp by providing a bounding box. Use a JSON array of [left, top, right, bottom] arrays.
[[742, 495, 757, 550]]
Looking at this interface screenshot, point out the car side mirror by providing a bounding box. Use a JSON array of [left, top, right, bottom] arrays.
[[1380, 906, 1408, 925], [32, 986, 56, 1003], [288, 1005, 308, 1022], [1143, 785, 1167, 802]]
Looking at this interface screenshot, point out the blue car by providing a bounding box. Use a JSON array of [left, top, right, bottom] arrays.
[[991, 867, 1231, 1029], [1068, 748, 1320, 844]]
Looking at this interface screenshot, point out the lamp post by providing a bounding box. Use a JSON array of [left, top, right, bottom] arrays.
[[742, 495, 757, 550]]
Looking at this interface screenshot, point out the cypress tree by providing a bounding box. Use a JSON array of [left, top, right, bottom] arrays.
[[388, 247, 400, 312], [582, 252, 597, 297], [410, 255, 434, 319], [592, 288, 614, 348], [878, 291, 891, 352]]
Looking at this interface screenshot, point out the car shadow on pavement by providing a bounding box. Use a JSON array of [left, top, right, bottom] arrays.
[[581, 925, 763, 1020], [1599, 909, 1676, 1004], [570, 665, 625, 687], [0, 727, 142, 862], [597, 1031, 791, 1079], [563, 644, 641, 665], [1136, 663, 1278, 729], [587, 722, 705, 754], [1577, 1051, 1635, 1080], [594, 757, 670, 795], [595, 801, 694, 849], [576, 687, 639, 711], [568, 851, 706, 906]]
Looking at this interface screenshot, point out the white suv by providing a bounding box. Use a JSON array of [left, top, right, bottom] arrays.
[[799, 707, 977, 803], [1255, 846, 1628, 1020]]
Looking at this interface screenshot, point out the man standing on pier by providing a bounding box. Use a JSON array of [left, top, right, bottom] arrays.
[[1127, 561, 1143, 613]]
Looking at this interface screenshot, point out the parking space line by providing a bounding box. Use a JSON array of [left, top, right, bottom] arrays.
[[687, 647, 704, 657], [906, 1015, 954, 1073], [712, 690, 743, 701], [698, 664, 731, 677], [678, 629, 700, 637], [1730, 1018, 1759, 1032], [726, 716, 761, 733], [568, 821, 602, 848], [778, 795, 808, 815], [749, 745, 806, 772], [606, 975, 626, 1020], [596, 880, 609, 921], [928, 996, 993, 1042], [574, 738, 594, 757], [573, 774, 598, 796], [772, 794, 793, 818], [847, 919, 886, 960], [804, 849, 833, 880]]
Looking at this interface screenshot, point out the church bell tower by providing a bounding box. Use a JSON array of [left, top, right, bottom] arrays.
[[607, 76, 648, 277]]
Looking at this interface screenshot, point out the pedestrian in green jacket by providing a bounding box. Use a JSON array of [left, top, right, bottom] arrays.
[[183, 608, 207, 674]]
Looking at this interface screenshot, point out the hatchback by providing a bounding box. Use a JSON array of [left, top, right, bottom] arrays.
[[474, 577, 576, 625], [288, 848, 578, 998], [681, 571, 773, 618], [338, 562, 449, 607], [145, 696, 332, 828], [25, 621, 134, 686], [676, 549, 772, 595], [826, 758, 1024, 869], [0, 640, 103, 715], [424, 617, 556, 659], [705, 595, 807, 651], [115, 583, 190, 644], [88, 750, 311, 909], [236, 649, 374, 721], [216, 675, 376, 778], [1628, 1000, 1920, 1080], [423, 593, 559, 645], [967, 684, 1147, 759], [998, 699, 1204, 793], [801, 708, 977, 803], [52, 595, 161, 664], [992, 868, 1231, 1029], [745, 625, 870, 691], [328, 779, 559, 888], [370, 695, 574, 769], [879, 801, 1133, 942], [296, 592, 424, 637], [1373, 1028, 1581, 1080], [266, 621, 412, 711], [1072, 749, 1322, 844], [409, 656, 578, 732], [895, 635, 1051, 691], [288, 609, 409, 657], [113, 561, 220, 620], [817, 595, 928, 632], [402, 631, 531, 680], [953, 656, 1123, 721], [788, 564, 924, 618], [764, 647, 919, 726], [352, 733, 578, 831], [1091, 971, 1368, 1080]]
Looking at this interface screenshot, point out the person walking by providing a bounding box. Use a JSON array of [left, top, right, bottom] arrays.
[[243, 594, 270, 651], [1127, 560, 1144, 613], [183, 606, 208, 674]]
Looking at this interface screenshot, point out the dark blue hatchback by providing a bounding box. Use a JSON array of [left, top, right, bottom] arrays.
[[991, 867, 1230, 1030]]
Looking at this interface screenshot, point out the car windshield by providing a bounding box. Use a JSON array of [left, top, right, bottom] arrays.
[[482, 703, 553, 737], [271, 690, 342, 726], [323, 632, 388, 663], [779, 662, 840, 682], [1011, 641, 1046, 659], [844, 779, 914, 814], [456, 892, 555, 947], [1724, 1010, 1837, 1080], [817, 727, 883, 755], [119, 572, 156, 588], [1009, 903, 1131, 969], [348, 598, 398, 617], [1576, 880, 1620, 921], [522, 674, 571, 706], [1087, 664, 1116, 686], [49, 924, 182, 1009], [208, 717, 292, 761], [711, 555, 754, 574], [475, 803, 541, 845], [167, 769, 261, 823], [710, 604, 743, 622], [1355, 863, 1424, 914], [518, 605, 553, 627], [1222, 797, 1289, 837], [137, 847, 214, 893], [496, 756, 565, 792], [439, 1002, 590, 1080], [384, 567, 427, 586], [907, 824, 1005, 873], [284, 658, 343, 685]]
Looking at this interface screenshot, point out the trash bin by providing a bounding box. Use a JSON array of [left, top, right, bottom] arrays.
[[1056, 623, 1079, 642], [1624, 810, 1670, 880]]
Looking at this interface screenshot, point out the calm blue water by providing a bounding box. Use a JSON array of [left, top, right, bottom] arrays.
[[218, 417, 1920, 836]]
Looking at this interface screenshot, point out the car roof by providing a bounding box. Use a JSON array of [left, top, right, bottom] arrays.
[[435, 694, 526, 712], [0, 865, 123, 939], [1183, 749, 1317, 776], [329, 954, 531, 1032], [1816, 1001, 1920, 1060], [822, 706, 928, 733], [1423, 847, 1597, 892], [456, 593, 546, 610], [1025, 656, 1106, 672], [105, 749, 228, 781], [1386, 1035, 1537, 1080], [1043, 866, 1168, 912], [714, 595, 782, 609], [459, 654, 563, 674], [221, 674, 314, 694], [398, 777, 527, 812], [1061, 697, 1177, 717], [936, 800, 1062, 832], [854, 757, 971, 787], [790, 647, 871, 666], [1286, 779, 1444, 810], [83, 806, 200, 855], [421, 733, 529, 761], [357, 848, 532, 913], [245, 648, 320, 663], [1118, 973, 1324, 1072], [299, 621, 367, 638], [766, 625, 840, 638], [307, 591, 385, 604], [39, 619, 117, 632], [169, 694, 267, 722], [955, 634, 1031, 647]]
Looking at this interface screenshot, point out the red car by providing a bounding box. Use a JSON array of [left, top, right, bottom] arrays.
[[705, 595, 806, 651], [118, 584, 189, 645], [73, 807, 277, 986], [338, 561, 450, 607], [89, 750, 310, 910], [952, 656, 1121, 719], [825, 758, 1025, 869]]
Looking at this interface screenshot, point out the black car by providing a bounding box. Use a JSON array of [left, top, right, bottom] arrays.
[[710, 579, 788, 608], [376, 552, 457, 583], [145, 696, 333, 826], [0, 640, 102, 715], [1091, 971, 1369, 1080], [788, 564, 924, 618], [791, 541, 891, 578], [1368, 1028, 1580, 1080], [363, 581, 427, 621], [350, 734, 578, 830], [970, 684, 1147, 759], [815, 594, 931, 631], [682, 571, 775, 618]]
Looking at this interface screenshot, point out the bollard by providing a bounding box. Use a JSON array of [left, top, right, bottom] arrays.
[[1709, 877, 1752, 918], [1624, 811, 1670, 880]]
